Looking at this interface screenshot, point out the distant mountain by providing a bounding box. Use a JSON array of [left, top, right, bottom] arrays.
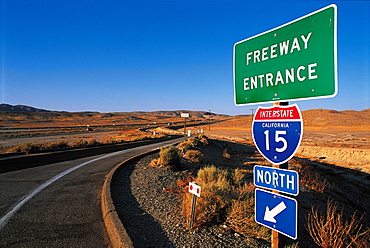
[[1, 103, 369, 128], [302, 108, 370, 126], [0, 104, 51, 113], [0, 104, 231, 128]]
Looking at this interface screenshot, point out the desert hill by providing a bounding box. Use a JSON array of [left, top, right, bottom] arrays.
[[228, 108, 370, 128], [0, 104, 369, 128], [0, 104, 52, 113], [0, 104, 228, 128], [302, 109, 370, 127]]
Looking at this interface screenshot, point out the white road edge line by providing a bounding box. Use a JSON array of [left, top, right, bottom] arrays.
[[0, 145, 160, 230]]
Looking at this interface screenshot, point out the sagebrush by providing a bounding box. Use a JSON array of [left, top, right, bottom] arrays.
[[307, 199, 370, 248], [179, 165, 270, 240]]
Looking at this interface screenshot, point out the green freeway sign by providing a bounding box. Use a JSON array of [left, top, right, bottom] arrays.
[[233, 4, 337, 105]]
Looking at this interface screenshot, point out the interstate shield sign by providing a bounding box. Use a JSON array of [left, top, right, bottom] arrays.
[[252, 104, 303, 165]]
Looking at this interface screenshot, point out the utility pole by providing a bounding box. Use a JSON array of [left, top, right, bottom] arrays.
[[181, 113, 190, 138], [208, 110, 212, 131], [250, 108, 256, 124]]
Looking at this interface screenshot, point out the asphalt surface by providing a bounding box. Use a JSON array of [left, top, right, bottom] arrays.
[[0, 137, 184, 247]]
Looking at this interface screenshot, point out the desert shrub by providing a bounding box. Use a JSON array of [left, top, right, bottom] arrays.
[[87, 138, 99, 146], [127, 136, 145, 142], [53, 140, 69, 149], [307, 200, 370, 248], [126, 133, 166, 142], [70, 139, 88, 148], [104, 137, 117, 144], [176, 173, 194, 189], [6, 145, 23, 154], [197, 166, 249, 189], [226, 197, 270, 240], [12, 143, 40, 154], [177, 138, 198, 150], [226, 182, 269, 240], [232, 169, 246, 187], [192, 189, 230, 226], [182, 165, 238, 227], [179, 164, 264, 238], [196, 165, 228, 186], [155, 133, 167, 139], [6, 141, 67, 154], [197, 134, 209, 145], [157, 146, 181, 169], [183, 150, 203, 163], [43, 140, 69, 150], [177, 135, 209, 151], [149, 157, 165, 167], [181, 165, 230, 227], [223, 147, 231, 159]]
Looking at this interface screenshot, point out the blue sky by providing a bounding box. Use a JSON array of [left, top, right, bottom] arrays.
[[1, 0, 369, 115]]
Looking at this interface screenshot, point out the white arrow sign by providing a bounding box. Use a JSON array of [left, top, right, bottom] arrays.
[[255, 189, 297, 239], [264, 201, 287, 223]]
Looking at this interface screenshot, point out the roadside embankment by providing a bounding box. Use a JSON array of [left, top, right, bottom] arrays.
[[0, 136, 180, 173], [297, 145, 370, 174]]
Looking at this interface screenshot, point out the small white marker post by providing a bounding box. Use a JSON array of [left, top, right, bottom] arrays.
[[188, 182, 201, 228]]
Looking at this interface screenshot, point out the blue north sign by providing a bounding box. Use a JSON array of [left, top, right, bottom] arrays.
[[254, 165, 299, 196], [255, 188, 298, 239]]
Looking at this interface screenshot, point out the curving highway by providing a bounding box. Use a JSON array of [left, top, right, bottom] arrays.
[[0, 137, 183, 247]]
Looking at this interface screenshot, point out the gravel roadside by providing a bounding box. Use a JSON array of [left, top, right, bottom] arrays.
[[111, 152, 270, 248]]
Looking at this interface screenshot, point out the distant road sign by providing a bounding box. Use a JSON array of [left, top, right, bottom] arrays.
[[181, 113, 190, 118], [252, 104, 303, 165], [254, 165, 299, 196], [255, 188, 297, 239], [234, 4, 337, 105]]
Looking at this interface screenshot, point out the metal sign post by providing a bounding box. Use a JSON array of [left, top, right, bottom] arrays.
[[181, 113, 190, 138], [273, 161, 289, 247], [188, 182, 201, 229], [189, 194, 197, 229], [272, 102, 292, 247]]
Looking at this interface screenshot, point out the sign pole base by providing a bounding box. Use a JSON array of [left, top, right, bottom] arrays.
[[189, 194, 197, 229], [272, 229, 287, 248], [272, 161, 289, 247]]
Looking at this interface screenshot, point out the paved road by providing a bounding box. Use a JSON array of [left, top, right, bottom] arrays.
[[0, 137, 183, 247]]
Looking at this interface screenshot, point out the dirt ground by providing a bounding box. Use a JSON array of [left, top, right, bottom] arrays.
[[182, 121, 370, 175], [177, 135, 370, 246], [127, 134, 369, 247], [1, 111, 369, 246], [2, 115, 369, 175]]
